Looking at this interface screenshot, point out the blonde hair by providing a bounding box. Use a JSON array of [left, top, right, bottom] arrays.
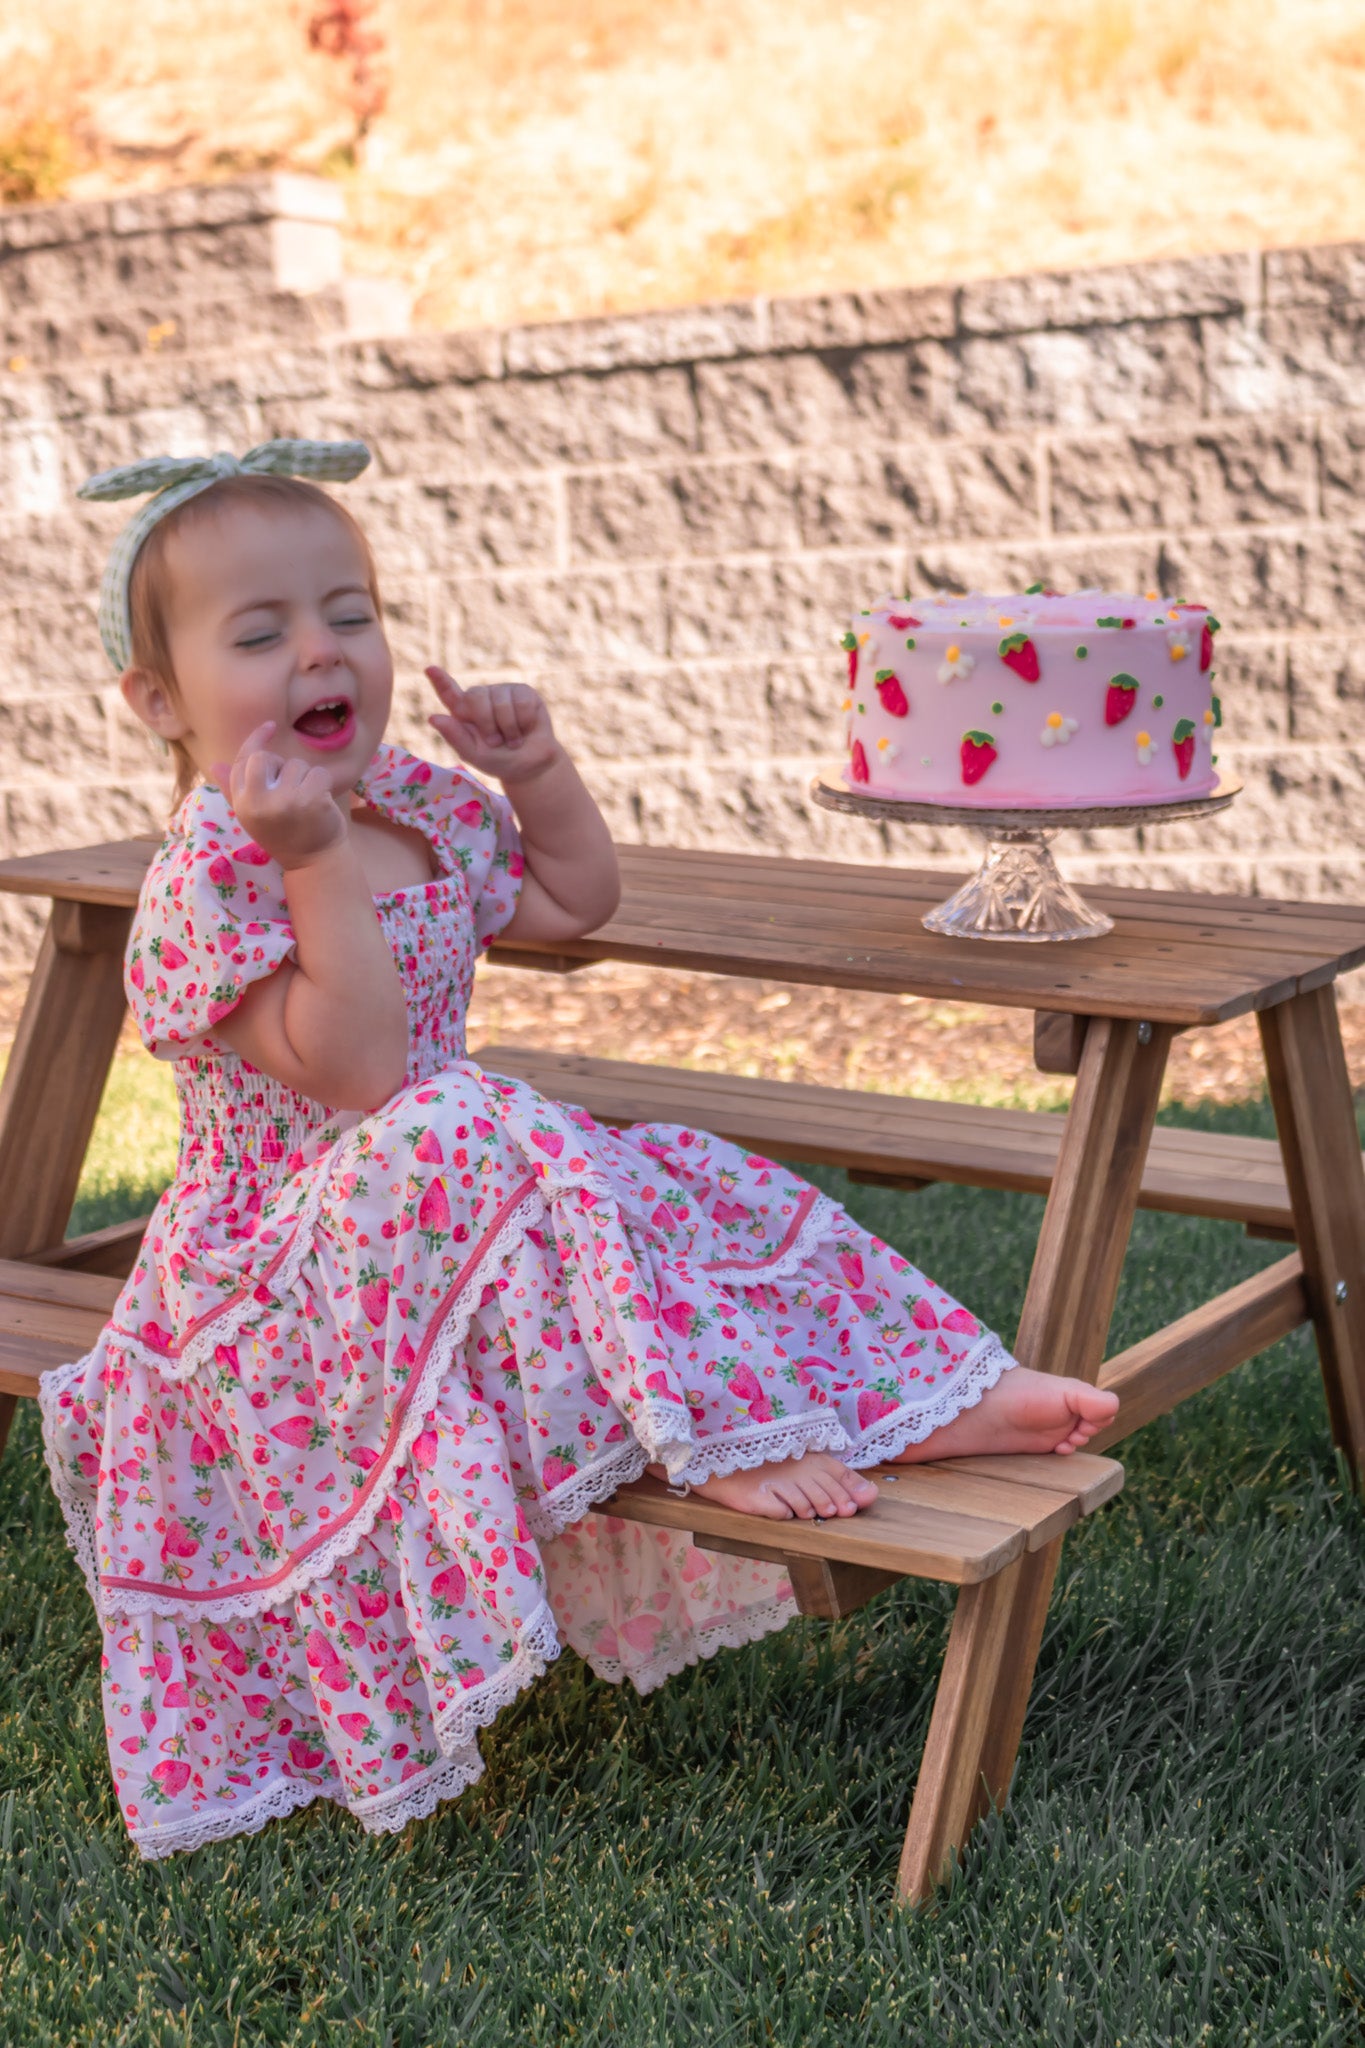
[[126, 472, 384, 811]]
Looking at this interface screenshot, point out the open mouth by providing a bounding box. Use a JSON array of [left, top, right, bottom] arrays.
[[292, 698, 356, 750]]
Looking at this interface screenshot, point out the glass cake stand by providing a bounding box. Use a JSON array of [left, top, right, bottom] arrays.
[[810, 774, 1242, 943]]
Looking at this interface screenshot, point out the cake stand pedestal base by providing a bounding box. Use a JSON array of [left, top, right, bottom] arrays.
[[810, 776, 1241, 944], [920, 827, 1112, 942]]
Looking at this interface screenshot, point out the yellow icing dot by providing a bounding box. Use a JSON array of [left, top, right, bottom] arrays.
[[1203, 708, 1215, 724], [945, 643, 960, 662], [876, 736, 891, 751], [1169, 644, 1187, 661], [1046, 711, 1064, 728], [858, 633, 870, 646], [840, 697, 852, 711], [1136, 730, 1151, 746], [1145, 589, 1158, 600], [998, 615, 1013, 627]]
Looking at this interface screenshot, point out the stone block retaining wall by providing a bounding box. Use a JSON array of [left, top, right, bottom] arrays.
[[0, 175, 1362, 967]]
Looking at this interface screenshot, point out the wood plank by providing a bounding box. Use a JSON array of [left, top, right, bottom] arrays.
[[0, 905, 133, 1262], [1259, 988, 1365, 1486], [0, 1330, 68, 1397], [8, 838, 1364, 1021], [593, 1472, 1025, 1583], [870, 1464, 1094, 1550], [475, 1046, 1304, 1233], [1089, 1252, 1308, 1451], [0, 1293, 109, 1352], [30, 1216, 149, 1279], [0, 1260, 123, 1313], [896, 1559, 1028, 1904], [946, 1015, 1169, 1877], [916, 1450, 1126, 1515]]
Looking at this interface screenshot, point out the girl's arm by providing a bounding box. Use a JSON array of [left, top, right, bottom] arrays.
[[427, 669, 620, 942], [211, 722, 409, 1110]]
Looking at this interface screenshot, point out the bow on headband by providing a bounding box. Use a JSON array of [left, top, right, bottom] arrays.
[[78, 437, 372, 672]]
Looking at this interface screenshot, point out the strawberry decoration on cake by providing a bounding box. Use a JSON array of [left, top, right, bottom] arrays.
[[960, 731, 997, 785], [840, 629, 859, 688], [1171, 718, 1196, 780], [887, 614, 921, 631], [850, 738, 870, 783], [998, 631, 1040, 683], [874, 669, 909, 717], [1104, 671, 1139, 725]]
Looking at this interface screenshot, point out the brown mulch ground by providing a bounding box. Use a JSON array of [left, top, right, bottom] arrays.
[[4, 962, 1361, 1106]]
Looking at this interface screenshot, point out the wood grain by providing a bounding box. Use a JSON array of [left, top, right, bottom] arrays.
[[1259, 987, 1365, 1484]]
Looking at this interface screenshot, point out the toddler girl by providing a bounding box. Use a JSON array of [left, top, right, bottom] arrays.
[[43, 439, 1116, 1859]]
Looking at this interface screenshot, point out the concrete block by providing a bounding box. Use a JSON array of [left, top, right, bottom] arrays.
[[1204, 308, 1365, 416], [428, 477, 561, 571], [796, 439, 1041, 549], [504, 299, 765, 377], [1208, 636, 1290, 744], [663, 550, 906, 660], [767, 285, 957, 350], [907, 532, 1153, 602], [1049, 418, 1318, 534], [1264, 241, 1365, 309], [948, 321, 1205, 434], [452, 566, 667, 669], [473, 367, 699, 471], [282, 384, 474, 480], [1287, 637, 1365, 741], [515, 661, 772, 763], [1150, 531, 1310, 629], [4, 775, 166, 855], [347, 330, 505, 390], [0, 690, 112, 775], [103, 345, 336, 415], [1320, 415, 1365, 522], [567, 459, 799, 564], [960, 252, 1257, 334]]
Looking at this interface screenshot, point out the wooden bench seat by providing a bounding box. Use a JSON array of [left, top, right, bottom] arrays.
[[475, 1045, 1303, 1238], [0, 1258, 1121, 1601]]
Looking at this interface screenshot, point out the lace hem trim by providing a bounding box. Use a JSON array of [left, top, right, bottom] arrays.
[[655, 1410, 851, 1487], [433, 1600, 563, 1752], [587, 1590, 798, 1696], [132, 1746, 488, 1861], [844, 1333, 1017, 1467], [41, 1182, 546, 1627], [520, 1437, 651, 1543]]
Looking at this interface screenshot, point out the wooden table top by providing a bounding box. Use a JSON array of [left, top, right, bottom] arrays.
[[2, 836, 1364, 1025]]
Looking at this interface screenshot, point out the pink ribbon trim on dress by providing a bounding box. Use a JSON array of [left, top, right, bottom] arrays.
[[98, 1174, 541, 1603]]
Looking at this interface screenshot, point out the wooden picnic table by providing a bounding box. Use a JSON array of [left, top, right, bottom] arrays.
[[1, 833, 1363, 1904]]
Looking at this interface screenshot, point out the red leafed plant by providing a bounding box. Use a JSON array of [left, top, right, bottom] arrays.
[[308, 0, 390, 135]]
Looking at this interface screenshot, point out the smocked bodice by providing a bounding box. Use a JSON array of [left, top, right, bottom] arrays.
[[174, 878, 477, 1186]]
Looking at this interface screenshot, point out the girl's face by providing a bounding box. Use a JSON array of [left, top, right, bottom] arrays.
[[125, 497, 393, 795]]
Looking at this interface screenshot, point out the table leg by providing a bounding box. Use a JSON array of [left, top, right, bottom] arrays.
[[1258, 985, 1365, 1486], [0, 900, 131, 1261], [896, 1014, 1170, 1904]]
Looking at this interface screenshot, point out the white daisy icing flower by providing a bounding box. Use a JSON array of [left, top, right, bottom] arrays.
[[1202, 706, 1217, 743], [875, 736, 899, 764], [1039, 712, 1078, 747], [1166, 628, 1190, 662], [937, 641, 975, 685], [1135, 729, 1156, 765]]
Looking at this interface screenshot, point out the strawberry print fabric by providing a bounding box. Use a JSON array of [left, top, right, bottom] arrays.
[[40, 743, 1016, 1860]]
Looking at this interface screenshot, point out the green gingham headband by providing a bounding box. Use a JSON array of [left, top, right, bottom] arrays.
[[77, 437, 373, 672]]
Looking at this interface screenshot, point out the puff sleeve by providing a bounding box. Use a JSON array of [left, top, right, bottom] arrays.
[[124, 784, 297, 1057], [360, 747, 524, 948]]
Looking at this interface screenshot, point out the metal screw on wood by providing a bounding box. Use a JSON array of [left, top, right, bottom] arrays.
[[1137, 1020, 1153, 1045], [1335, 1280, 1348, 1303]]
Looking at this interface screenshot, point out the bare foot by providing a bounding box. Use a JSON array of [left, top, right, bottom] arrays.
[[649, 1452, 878, 1521], [893, 1367, 1119, 1463]]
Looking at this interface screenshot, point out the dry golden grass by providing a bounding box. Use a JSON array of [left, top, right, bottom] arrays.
[[3, 0, 1365, 328]]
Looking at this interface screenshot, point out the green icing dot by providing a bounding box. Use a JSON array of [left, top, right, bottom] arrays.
[[991, 701, 1004, 715], [905, 636, 916, 650], [1153, 694, 1164, 709], [856, 703, 866, 714], [1076, 644, 1088, 658]]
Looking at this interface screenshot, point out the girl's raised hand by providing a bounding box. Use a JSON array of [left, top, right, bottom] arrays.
[[211, 722, 348, 871], [426, 668, 561, 784]]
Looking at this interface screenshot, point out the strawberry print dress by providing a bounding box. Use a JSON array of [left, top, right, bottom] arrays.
[[40, 742, 1017, 1860]]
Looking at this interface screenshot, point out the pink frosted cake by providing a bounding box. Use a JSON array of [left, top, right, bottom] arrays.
[[840, 588, 1222, 808]]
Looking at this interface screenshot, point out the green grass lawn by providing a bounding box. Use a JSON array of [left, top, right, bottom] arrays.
[[1, 1054, 1363, 2045]]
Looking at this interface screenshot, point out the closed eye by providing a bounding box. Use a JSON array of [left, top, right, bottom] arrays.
[[235, 629, 282, 650], [330, 613, 375, 630]]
